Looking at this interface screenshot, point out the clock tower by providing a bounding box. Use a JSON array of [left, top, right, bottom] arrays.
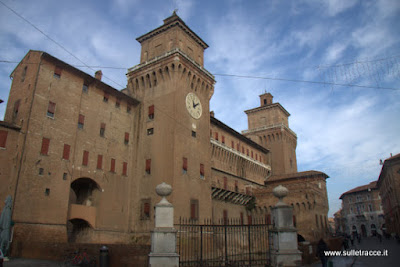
[[127, 12, 216, 226]]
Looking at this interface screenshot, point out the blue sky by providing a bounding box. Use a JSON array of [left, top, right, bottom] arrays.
[[1, 0, 399, 217]]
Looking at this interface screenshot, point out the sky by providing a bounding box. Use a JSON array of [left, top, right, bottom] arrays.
[[1, 0, 399, 217]]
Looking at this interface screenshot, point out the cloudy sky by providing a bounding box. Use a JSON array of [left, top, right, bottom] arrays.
[[1, 0, 399, 217]]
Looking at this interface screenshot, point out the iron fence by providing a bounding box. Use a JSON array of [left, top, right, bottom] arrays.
[[177, 217, 273, 267]]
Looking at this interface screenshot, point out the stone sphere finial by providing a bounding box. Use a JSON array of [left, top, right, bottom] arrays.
[[156, 182, 172, 206], [273, 185, 289, 206]]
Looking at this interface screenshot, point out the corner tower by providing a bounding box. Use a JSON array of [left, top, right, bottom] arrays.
[[126, 12, 216, 225], [243, 93, 297, 175]]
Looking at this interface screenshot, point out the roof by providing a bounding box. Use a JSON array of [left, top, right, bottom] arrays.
[[377, 153, 400, 187], [136, 12, 208, 49], [210, 116, 269, 154], [244, 102, 291, 117], [0, 121, 21, 131], [339, 181, 378, 199], [27, 50, 140, 106], [265, 170, 329, 184]]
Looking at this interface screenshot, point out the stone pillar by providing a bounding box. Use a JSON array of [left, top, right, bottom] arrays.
[[148, 182, 179, 267], [270, 185, 302, 267]]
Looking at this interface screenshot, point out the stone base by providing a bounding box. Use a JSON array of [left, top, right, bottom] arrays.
[[271, 249, 302, 267], [149, 252, 179, 267]]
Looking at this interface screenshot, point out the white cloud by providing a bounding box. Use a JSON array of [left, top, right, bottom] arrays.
[[325, 0, 358, 16]]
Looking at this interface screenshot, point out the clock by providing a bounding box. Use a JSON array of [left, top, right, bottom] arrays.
[[185, 92, 202, 119]]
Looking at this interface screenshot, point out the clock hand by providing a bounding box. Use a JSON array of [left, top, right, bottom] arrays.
[[193, 102, 199, 108]]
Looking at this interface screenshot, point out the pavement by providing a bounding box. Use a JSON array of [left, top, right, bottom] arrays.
[[306, 236, 400, 267], [3, 257, 65, 267]]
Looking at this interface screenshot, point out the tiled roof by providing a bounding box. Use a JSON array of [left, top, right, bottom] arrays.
[[339, 181, 378, 199]]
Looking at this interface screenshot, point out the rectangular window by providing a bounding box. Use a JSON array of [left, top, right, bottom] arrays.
[[246, 149, 249, 156], [97, 155, 103, 170], [315, 214, 319, 228], [62, 144, 70, 160], [63, 173, 68, 180], [240, 212, 244, 225], [222, 135, 225, 144], [100, 123, 106, 137], [215, 132, 218, 141], [237, 143, 240, 151], [82, 150, 89, 166], [223, 210, 228, 225], [251, 151, 253, 158], [45, 188, 50, 196], [142, 199, 151, 219], [78, 114, 85, 129], [82, 83, 88, 93], [103, 92, 109, 102], [147, 128, 154, 135], [0, 130, 8, 148], [183, 157, 188, 172], [148, 105, 154, 119], [231, 141, 234, 149], [122, 162, 128, 176], [190, 199, 199, 220], [54, 66, 62, 78], [40, 137, 50, 155], [192, 131, 196, 138], [200, 163, 205, 178], [110, 158, 116, 172], [115, 98, 121, 108], [124, 132, 129, 144], [13, 99, 21, 118], [39, 168, 44, 175], [47, 101, 56, 118], [127, 105, 131, 113], [146, 159, 151, 174]]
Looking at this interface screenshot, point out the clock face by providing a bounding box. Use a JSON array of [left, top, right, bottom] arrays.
[[185, 93, 202, 119]]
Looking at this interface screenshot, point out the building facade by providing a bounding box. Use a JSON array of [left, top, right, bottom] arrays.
[[0, 13, 328, 247], [339, 181, 384, 237], [377, 153, 400, 235]]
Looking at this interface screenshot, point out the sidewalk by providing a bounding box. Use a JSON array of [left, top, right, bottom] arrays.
[[3, 257, 62, 267]]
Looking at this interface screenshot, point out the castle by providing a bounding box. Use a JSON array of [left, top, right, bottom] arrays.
[[0, 13, 329, 247]]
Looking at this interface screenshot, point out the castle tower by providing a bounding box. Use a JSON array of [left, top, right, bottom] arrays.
[[126, 12, 216, 224], [243, 93, 297, 175]]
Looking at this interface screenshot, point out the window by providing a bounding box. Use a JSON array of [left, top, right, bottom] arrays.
[[47, 101, 56, 118], [147, 128, 154, 135], [247, 214, 252, 225], [369, 204, 373, 212], [97, 155, 103, 170], [82, 83, 88, 93], [100, 123, 106, 137], [246, 149, 249, 156], [231, 141, 234, 149], [82, 150, 89, 166], [223, 177, 227, 190], [45, 188, 50, 196], [293, 215, 297, 227], [62, 144, 70, 160], [222, 135, 225, 144], [21, 66, 27, 82], [190, 199, 199, 220], [148, 105, 154, 119], [141, 199, 151, 219], [183, 157, 188, 173], [146, 159, 151, 174], [103, 92, 109, 102], [78, 114, 85, 129], [315, 214, 319, 228], [251, 151, 253, 158], [122, 162, 128, 176], [63, 173, 68, 180], [40, 137, 50, 155], [110, 158, 116, 172], [124, 132, 129, 144], [192, 131, 196, 138], [115, 99, 121, 108], [235, 181, 238, 192], [13, 99, 21, 118], [39, 168, 44, 175], [200, 163, 204, 178], [127, 105, 131, 113], [215, 132, 218, 141], [0, 130, 8, 148], [237, 143, 240, 151], [240, 212, 244, 225], [54, 66, 62, 78]]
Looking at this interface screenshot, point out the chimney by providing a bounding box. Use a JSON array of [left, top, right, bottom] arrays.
[[210, 111, 215, 117], [95, 70, 103, 81]]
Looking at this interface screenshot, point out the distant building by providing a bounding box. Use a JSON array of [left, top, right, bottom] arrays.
[[339, 181, 384, 237], [377, 153, 400, 235], [334, 209, 346, 234]]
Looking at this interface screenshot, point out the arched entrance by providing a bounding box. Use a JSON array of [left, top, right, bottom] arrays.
[[67, 178, 101, 242], [361, 224, 367, 237]]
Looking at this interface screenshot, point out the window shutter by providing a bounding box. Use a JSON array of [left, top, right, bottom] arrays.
[[82, 150, 89, 166], [40, 138, 50, 155], [54, 66, 62, 76], [222, 135, 225, 144], [144, 202, 150, 215], [0, 130, 8, 148], [97, 155, 103, 169], [148, 105, 154, 116], [62, 144, 70, 160], [111, 158, 116, 172], [146, 159, 151, 174], [78, 114, 85, 124], [101, 123, 106, 130], [123, 162, 128, 176], [215, 132, 218, 141], [124, 132, 129, 143], [48, 101, 56, 114], [200, 163, 204, 176], [183, 157, 188, 171]]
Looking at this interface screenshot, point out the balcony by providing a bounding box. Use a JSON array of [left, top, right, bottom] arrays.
[[68, 204, 96, 228]]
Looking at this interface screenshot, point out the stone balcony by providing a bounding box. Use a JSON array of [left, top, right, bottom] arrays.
[[68, 204, 97, 227]]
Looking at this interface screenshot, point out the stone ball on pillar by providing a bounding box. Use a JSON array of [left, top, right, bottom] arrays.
[[156, 182, 172, 205], [273, 185, 289, 206]]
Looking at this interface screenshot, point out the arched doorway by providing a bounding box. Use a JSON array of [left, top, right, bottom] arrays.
[[70, 178, 101, 206], [67, 219, 93, 243], [361, 224, 367, 237]]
